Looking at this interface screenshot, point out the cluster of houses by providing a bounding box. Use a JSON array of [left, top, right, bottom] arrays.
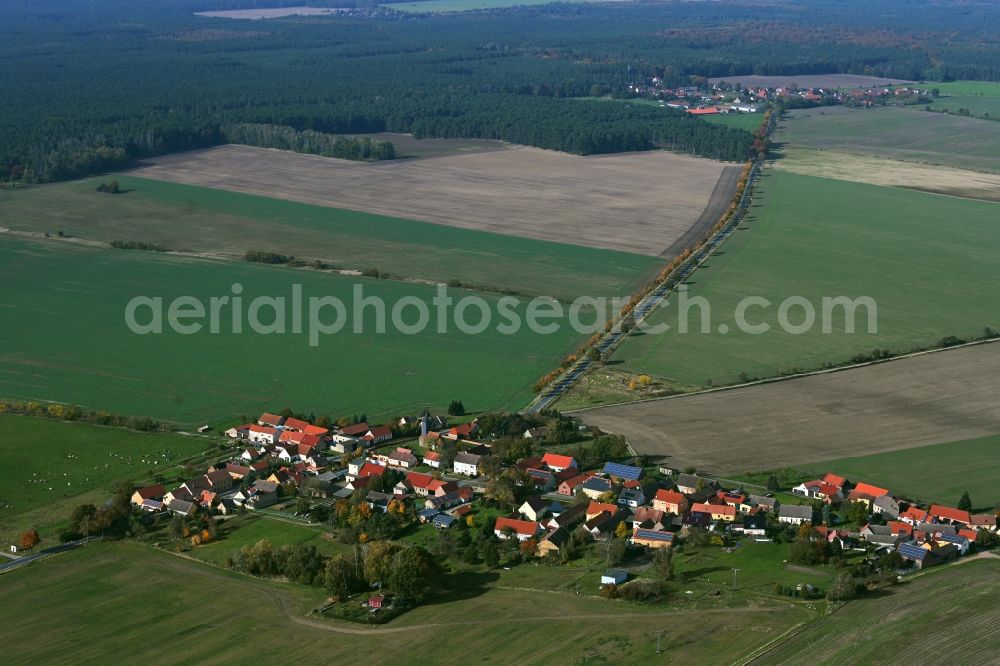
[[791, 473, 996, 569]]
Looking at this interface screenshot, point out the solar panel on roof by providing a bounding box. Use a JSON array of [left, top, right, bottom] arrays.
[[635, 529, 674, 542], [897, 543, 926, 559], [603, 462, 642, 480]]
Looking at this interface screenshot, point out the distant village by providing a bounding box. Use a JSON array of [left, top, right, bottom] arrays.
[[621, 78, 938, 116], [126, 410, 997, 589]]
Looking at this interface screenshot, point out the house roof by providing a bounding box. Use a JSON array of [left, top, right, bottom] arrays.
[[602, 462, 642, 481], [303, 424, 329, 437], [495, 517, 540, 537], [339, 422, 371, 436], [779, 504, 813, 519], [405, 471, 434, 489], [619, 488, 644, 503], [897, 542, 928, 561], [631, 507, 665, 525], [581, 476, 612, 492], [541, 453, 575, 469], [851, 482, 890, 499], [522, 496, 549, 512], [133, 484, 165, 499], [258, 413, 284, 426], [900, 506, 929, 522], [454, 451, 482, 466], [167, 499, 196, 513], [365, 425, 393, 440], [282, 417, 310, 431], [821, 472, 847, 487], [929, 504, 971, 524], [654, 489, 686, 506], [358, 462, 387, 478], [433, 513, 456, 527], [634, 528, 675, 543], [675, 473, 701, 489], [972, 514, 997, 528], [587, 501, 618, 517], [691, 502, 736, 517], [248, 424, 277, 435], [423, 451, 442, 462]]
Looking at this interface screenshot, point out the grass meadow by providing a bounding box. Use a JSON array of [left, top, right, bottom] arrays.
[[0, 541, 813, 664], [761, 558, 1000, 664], [701, 112, 766, 132], [0, 414, 213, 545], [0, 235, 583, 425], [775, 105, 1000, 173], [0, 175, 657, 303], [614, 171, 1000, 387]]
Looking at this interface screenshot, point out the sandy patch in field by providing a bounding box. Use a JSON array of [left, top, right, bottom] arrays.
[[771, 147, 1000, 202], [574, 343, 1000, 474], [130, 144, 732, 256], [708, 74, 912, 89]]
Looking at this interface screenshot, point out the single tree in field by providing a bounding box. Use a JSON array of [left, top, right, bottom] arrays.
[[447, 400, 465, 416], [481, 539, 500, 569], [766, 475, 779, 492], [958, 491, 972, 512], [19, 528, 41, 551], [651, 546, 674, 581]]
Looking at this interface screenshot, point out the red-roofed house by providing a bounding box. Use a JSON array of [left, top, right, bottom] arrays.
[[358, 462, 387, 479], [363, 425, 394, 445], [130, 484, 166, 507], [279, 430, 322, 447], [540, 453, 577, 473], [444, 422, 479, 441], [688, 107, 720, 115], [494, 517, 541, 541], [557, 473, 593, 496], [258, 413, 285, 428], [247, 424, 278, 445], [690, 502, 737, 522], [282, 417, 310, 432], [653, 489, 687, 515], [929, 504, 971, 525], [423, 450, 442, 468], [405, 471, 435, 496], [888, 521, 913, 536], [586, 501, 618, 521], [303, 424, 329, 437], [971, 514, 998, 531], [848, 482, 890, 504], [821, 472, 847, 488], [339, 422, 371, 437]]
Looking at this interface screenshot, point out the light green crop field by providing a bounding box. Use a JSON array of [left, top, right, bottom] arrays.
[[614, 171, 1000, 387], [775, 105, 1000, 173], [385, 0, 596, 13], [0, 235, 582, 425], [702, 112, 766, 132], [760, 559, 1000, 665], [800, 434, 1000, 509], [0, 175, 657, 303], [0, 541, 811, 664], [926, 80, 1000, 97], [0, 414, 212, 545]]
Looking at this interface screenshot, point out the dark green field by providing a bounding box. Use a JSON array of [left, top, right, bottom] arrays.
[[613, 171, 1000, 387], [775, 105, 1000, 173], [0, 234, 582, 425], [0, 175, 657, 303], [0, 414, 212, 545]]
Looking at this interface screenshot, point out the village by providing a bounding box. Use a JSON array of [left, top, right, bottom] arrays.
[[619, 78, 937, 116], [118, 410, 1000, 617]]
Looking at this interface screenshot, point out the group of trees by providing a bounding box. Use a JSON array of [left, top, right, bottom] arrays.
[[221, 123, 395, 161], [0, 399, 167, 432]]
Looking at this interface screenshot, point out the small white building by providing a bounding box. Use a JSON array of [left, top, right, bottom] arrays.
[[601, 569, 628, 586]]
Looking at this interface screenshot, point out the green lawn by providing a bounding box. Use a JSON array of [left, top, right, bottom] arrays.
[[0, 235, 583, 425], [0, 175, 656, 303], [775, 105, 1000, 173], [762, 559, 1000, 665], [674, 541, 832, 596], [614, 171, 1000, 386], [0, 541, 812, 664], [0, 414, 212, 545], [190, 516, 349, 565], [800, 434, 1000, 509]]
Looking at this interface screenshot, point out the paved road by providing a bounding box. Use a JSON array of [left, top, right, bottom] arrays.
[[0, 537, 99, 574]]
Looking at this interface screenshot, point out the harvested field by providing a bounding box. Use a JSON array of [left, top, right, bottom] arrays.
[[708, 74, 912, 89], [775, 105, 1000, 173], [574, 343, 1000, 474], [771, 146, 1000, 202], [130, 144, 732, 256]]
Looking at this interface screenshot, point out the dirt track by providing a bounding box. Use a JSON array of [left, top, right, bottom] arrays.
[[575, 342, 1000, 473], [130, 144, 731, 256]]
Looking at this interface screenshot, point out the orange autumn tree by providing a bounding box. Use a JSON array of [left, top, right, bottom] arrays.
[[20, 528, 40, 551]]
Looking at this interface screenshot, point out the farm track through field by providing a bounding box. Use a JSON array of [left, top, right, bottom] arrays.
[[660, 165, 742, 258]]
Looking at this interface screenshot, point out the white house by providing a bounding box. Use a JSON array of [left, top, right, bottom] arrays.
[[778, 504, 813, 526], [453, 451, 481, 477], [247, 425, 278, 445]]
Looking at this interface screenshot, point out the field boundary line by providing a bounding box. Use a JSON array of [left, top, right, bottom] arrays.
[[563, 336, 1000, 415]]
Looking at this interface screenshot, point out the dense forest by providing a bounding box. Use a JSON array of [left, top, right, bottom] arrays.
[[2, 0, 1000, 182]]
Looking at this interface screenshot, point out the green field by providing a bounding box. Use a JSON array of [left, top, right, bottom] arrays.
[[0, 176, 657, 303], [0, 234, 582, 424], [385, 0, 594, 13], [613, 171, 1000, 387], [0, 541, 813, 664], [800, 434, 1000, 509], [702, 112, 766, 132], [0, 414, 212, 545], [775, 105, 1000, 173], [760, 558, 1000, 664]]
